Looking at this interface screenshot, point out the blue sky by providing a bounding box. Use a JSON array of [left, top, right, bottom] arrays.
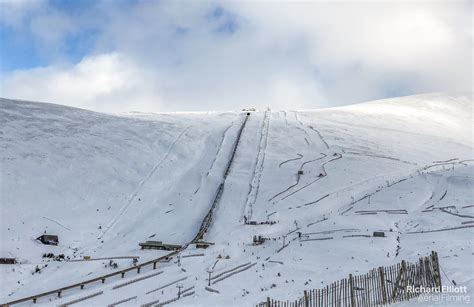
[[0, 24, 43, 71], [0, 1, 238, 72], [0, 0, 471, 112], [0, 0, 104, 71]]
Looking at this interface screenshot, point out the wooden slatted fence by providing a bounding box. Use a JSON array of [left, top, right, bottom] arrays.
[[257, 251, 441, 307]]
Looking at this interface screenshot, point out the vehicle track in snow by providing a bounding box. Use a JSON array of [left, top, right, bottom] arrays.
[[42, 216, 71, 231], [268, 112, 331, 203], [344, 151, 417, 165], [268, 153, 327, 202], [281, 110, 289, 125], [279, 153, 303, 168], [193, 121, 235, 197], [308, 125, 329, 149], [293, 111, 304, 126], [280, 153, 342, 201], [299, 153, 327, 170], [339, 159, 471, 216], [98, 126, 191, 240], [292, 111, 312, 145], [437, 208, 474, 219], [206, 121, 235, 177], [243, 111, 270, 221]]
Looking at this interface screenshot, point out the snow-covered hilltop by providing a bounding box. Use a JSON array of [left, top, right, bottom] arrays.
[[0, 93, 472, 306]]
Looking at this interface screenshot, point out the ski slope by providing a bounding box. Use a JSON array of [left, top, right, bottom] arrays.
[[0, 93, 472, 306]]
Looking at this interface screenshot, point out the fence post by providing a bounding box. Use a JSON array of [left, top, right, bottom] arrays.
[[349, 274, 356, 307], [267, 297, 271, 307], [431, 251, 442, 288], [419, 258, 424, 288], [379, 267, 387, 305], [391, 262, 403, 300], [401, 260, 407, 301], [304, 290, 309, 307]]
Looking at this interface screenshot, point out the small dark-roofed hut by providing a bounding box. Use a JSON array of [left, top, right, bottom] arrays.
[[37, 234, 59, 245], [193, 241, 214, 249], [373, 231, 385, 237]]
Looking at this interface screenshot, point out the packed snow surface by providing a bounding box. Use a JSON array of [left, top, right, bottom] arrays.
[[0, 93, 472, 306]]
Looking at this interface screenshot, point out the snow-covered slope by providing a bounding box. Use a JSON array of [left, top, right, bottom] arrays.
[[0, 99, 242, 299], [0, 93, 472, 306]]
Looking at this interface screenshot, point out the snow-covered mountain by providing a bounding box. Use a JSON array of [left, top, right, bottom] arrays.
[[0, 93, 472, 306]]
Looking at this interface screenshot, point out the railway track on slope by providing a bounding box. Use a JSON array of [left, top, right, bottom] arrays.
[[1, 113, 251, 307], [190, 112, 250, 243]]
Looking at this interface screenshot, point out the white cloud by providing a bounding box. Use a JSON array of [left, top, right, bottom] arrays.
[[1, 53, 165, 112], [0, 0, 471, 112], [29, 10, 76, 48], [0, 0, 46, 27], [230, 2, 471, 89]]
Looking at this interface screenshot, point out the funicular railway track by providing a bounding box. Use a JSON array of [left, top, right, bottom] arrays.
[[190, 112, 250, 243], [1, 113, 251, 307]]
